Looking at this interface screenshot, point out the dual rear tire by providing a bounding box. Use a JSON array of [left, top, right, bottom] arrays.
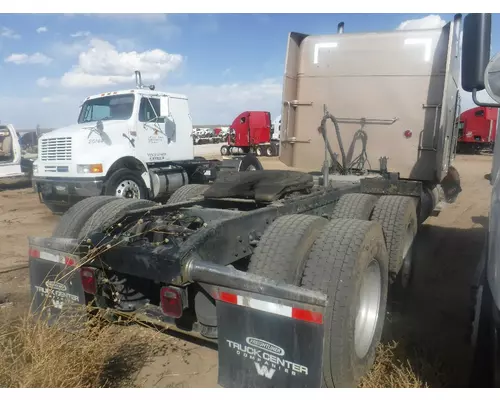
[[248, 214, 389, 387], [248, 193, 418, 387]]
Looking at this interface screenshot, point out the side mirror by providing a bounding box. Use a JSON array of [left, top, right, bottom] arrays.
[[461, 13, 492, 92], [485, 53, 500, 104]]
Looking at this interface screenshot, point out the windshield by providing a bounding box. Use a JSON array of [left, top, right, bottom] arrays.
[[78, 94, 135, 124]]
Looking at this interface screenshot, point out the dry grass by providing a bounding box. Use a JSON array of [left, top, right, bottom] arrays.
[[359, 342, 429, 388], [0, 303, 445, 388], [0, 307, 157, 388]]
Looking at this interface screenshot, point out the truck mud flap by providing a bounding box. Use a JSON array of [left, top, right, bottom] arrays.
[[28, 237, 87, 326], [214, 288, 326, 388]]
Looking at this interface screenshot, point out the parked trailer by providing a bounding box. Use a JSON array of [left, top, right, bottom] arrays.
[[27, 16, 463, 388], [460, 14, 500, 388], [220, 111, 280, 157], [457, 106, 498, 153]]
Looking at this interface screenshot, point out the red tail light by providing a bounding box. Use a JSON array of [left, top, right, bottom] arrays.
[[160, 286, 183, 318], [80, 267, 97, 295]]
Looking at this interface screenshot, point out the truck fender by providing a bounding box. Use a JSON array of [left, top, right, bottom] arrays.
[[105, 156, 152, 190]]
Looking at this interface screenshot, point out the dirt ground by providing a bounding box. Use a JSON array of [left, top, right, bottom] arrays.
[[0, 154, 493, 387]]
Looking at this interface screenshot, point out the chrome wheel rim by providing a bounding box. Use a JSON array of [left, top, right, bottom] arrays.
[[354, 258, 382, 359], [115, 180, 140, 199]]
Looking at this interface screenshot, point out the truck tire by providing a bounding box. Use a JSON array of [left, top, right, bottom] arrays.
[[238, 153, 263, 171], [247, 214, 328, 284], [166, 184, 210, 205], [370, 195, 418, 286], [300, 218, 389, 388], [220, 145, 230, 156], [104, 168, 149, 200], [331, 193, 379, 220], [52, 196, 121, 238], [79, 198, 156, 240], [265, 145, 273, 157], [270, 142, 278, 156]]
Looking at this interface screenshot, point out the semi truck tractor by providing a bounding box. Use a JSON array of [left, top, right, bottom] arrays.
[[27, 15, 463, 388], [31, 71, 262, 214], [221, 111, 280, 157], [457, 106, 498, 154], [459, 13, 500, 388]]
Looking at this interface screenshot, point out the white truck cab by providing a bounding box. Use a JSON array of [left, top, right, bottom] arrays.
[[32, 71, 262, 213], [0, 124, 32, 181]]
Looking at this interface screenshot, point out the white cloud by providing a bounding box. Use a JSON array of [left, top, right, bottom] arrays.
[[51, 39, 90, 57], [59, 38, 183, 88], [70, 31, 90, 38], [36, 77, 51, 88], [179, 79, 282, 125], [36, 26, 48, 34], [0, 26, 20, 39], [4, 52, 52, 65], [396, 15, 446, 31]]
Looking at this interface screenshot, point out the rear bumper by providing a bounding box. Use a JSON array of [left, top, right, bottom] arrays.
[[32, 176, 104, 206]]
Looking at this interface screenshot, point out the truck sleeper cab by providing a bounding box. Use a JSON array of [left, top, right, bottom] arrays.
[[221, 111, 279, 157], [457, 106, 498, 153]]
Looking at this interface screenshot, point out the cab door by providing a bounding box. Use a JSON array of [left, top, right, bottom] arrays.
[[135, 95, 169, 163]]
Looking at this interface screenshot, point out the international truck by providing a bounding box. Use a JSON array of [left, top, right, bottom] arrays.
[[27, 15, 463, 388], [457, 106, 498, 153], [220, 111, 280, 157], [31, 71, 262, 214], [459, 14, 500, 388]]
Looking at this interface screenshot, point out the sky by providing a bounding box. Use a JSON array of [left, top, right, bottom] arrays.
[[0, 13, 499, 129]]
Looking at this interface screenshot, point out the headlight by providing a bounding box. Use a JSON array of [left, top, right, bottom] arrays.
[[77, 164, 103, 174]]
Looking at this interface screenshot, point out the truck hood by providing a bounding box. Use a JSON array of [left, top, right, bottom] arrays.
[[42, 120, 129, 138]]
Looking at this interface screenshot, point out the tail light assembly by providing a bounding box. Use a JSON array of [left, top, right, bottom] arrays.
[[80, 267, 97, 295], [160, 286, 185, 319]]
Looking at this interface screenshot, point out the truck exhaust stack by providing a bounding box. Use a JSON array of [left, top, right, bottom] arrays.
[[134, 70, 155, 91]]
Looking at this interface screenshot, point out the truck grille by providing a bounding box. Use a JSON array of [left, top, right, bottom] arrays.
[[40, 137, 72, 162]]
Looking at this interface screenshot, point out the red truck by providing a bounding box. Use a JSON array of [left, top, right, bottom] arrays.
[[457, 106, 498, 153], [220, 111, 279, 157]]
